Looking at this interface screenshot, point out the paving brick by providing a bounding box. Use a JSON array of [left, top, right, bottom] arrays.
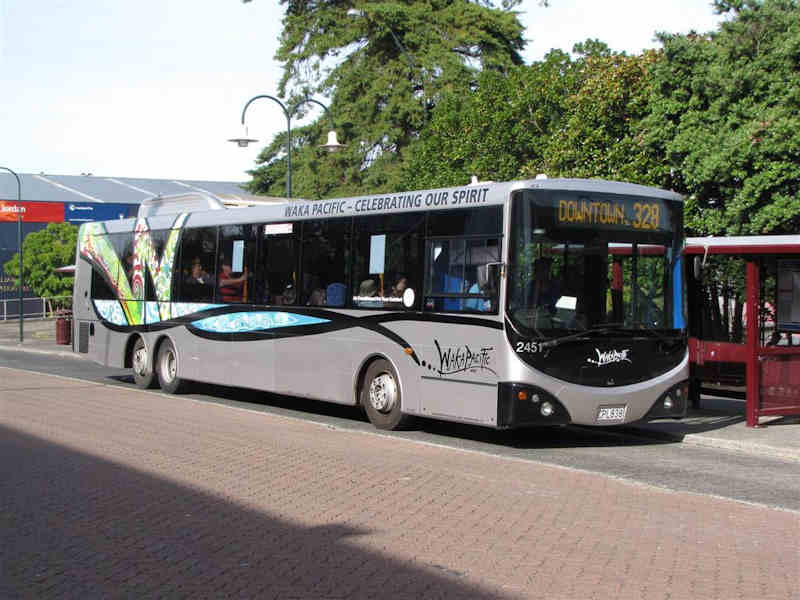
[[1, 365, 798, 599]]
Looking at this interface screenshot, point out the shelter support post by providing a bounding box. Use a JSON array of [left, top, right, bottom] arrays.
[[745, 260, 761, 427]]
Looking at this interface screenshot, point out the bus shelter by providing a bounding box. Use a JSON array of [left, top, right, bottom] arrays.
[[685, 236, 800, 427]]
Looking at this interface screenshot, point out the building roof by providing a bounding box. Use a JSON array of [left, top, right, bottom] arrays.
[[0, 173, 251, 205]]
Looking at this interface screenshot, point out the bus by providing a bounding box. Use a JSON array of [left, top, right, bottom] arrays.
[[72, 178, 689, 430]]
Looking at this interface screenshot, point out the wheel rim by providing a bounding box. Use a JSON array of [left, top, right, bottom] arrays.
[[368, 372, 397, 413], [161, 347, 177, 383], [133, 342, 148, 377]]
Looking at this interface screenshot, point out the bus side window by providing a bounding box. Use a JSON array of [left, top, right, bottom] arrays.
[[175, 227, 218, 304], [424, 207, 502, 314], [91, 265, 117, 300], [261, 223, 299, 306], [351, 213, 425, 310], [300, 219, 350, 307], [217, 225, 258, 304]]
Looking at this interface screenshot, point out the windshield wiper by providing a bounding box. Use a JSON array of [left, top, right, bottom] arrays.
[[540, 323, 626, 349], [629, 323, 683, 344]]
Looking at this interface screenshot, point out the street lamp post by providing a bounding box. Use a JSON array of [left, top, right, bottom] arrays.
[[0, 166, 23, 343], [229, 96, 343, 199]]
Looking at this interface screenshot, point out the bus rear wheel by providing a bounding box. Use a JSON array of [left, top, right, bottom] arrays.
[[361, 359, 412, 430], [132, 337, 156, 389], [156, 339, 187, 394]]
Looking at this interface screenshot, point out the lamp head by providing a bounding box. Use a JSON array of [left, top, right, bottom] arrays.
[[228, 136, 258, 148], [320, 130, 344, 153]]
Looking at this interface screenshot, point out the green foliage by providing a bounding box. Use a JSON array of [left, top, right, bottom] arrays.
[[403, 49, 580, 188], [543, 51, 663, 185], [402, 46, 661, 189], [248, 0, 525, 198], [3, 223, 78, 302], [642, 0, 800, 235]]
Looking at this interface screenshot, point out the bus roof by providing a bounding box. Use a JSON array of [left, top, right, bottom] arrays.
[[94, 178, 681, 232]]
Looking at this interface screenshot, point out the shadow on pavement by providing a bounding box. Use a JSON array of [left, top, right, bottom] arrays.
[[0, 425, 511, 600]]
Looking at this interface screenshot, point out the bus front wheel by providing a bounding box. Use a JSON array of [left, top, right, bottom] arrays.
[[361, 359, 412, 430], [156, 339, 187, 394], [132, 337, 156, 389]]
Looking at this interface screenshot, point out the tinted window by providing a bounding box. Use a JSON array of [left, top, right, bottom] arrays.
[[176, 227, 218, 303], [352, 213, 425, 309], [144, 229, 171, 302], [425, 237, 501, 313], [260, 222, 299, 305], [217, 224, 258, 304], [427, 206, 502, 237], [106, 232, 134, 300], [91, 262, 116, 300], [301, 219, 350, 307]]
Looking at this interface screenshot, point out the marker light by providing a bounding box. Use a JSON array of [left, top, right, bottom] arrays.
[[517, 390, 528, 401], [541, 402, 554, 417]]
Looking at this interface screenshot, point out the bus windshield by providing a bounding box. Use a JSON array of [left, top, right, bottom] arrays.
[[507, 190, 678, 337]]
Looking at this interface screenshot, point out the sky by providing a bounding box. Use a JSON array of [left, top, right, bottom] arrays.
[[0, 1, 723, 184]]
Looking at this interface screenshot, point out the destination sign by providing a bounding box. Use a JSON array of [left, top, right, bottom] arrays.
[[554, 195, 671, 232]]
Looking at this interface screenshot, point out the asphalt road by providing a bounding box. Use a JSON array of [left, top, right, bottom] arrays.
[[3, 349, 799, 513]]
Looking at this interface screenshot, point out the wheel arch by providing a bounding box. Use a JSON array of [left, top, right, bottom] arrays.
[[124, 333, 143, 369], [353, 353, 404, 409]]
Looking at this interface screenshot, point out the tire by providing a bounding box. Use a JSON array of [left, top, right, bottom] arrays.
[[131, 337, 156, 389], [360, 359, 412, 430], [156, 338, 187, 394]]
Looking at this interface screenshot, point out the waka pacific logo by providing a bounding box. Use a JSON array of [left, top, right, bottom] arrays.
[[587, 348, 632, 367]]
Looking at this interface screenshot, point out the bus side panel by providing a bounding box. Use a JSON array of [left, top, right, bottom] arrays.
[[174, 328, 275, 390], [273, 331, 358, 405], [402, 321, 505, 427]]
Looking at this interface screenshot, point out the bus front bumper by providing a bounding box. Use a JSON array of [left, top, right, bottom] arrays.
[[496, 379, 690, 428]]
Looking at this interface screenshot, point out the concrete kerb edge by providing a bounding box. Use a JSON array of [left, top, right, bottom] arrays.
[[584, 423, 800, 464], [0, 344, 84, 360]]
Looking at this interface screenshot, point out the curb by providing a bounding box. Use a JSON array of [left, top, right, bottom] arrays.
[[0, 344, 84, 360], [581, 424, 800, 464], [678, 433, 800, 463]]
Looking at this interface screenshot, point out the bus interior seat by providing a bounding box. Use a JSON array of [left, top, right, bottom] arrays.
[[326, 282, 346, 307]]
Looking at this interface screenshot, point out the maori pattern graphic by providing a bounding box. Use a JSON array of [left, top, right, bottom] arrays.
[[78, 213, 187, 325]]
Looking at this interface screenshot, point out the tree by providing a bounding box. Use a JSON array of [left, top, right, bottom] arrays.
[[402, 49, 580, 189], [248, 0, 526, 198], [641, 0, 800, 235], [3, 222, 78, 308], [401, 42, 663, 189], [542, 50, 662, 185]]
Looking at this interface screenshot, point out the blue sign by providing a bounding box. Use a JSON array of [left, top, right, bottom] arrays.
[[65, 202, 138, 223]]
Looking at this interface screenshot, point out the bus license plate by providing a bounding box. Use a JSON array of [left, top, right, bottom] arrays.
[[596, 405, 627, 424]]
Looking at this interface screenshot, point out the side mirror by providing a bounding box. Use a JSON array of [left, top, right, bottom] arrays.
[[693, 256, 703, 281]]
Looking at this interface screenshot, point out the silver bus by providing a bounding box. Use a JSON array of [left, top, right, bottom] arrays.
[[72, 178, 688, 430]]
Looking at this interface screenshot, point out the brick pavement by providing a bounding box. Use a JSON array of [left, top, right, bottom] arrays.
[[1, 366, 798, 599]]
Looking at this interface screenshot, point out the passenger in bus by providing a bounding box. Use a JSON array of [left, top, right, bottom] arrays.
[[531, 258, 560, 312], [465, 281, 491, 312], [218, 260, 248, 303], [307, 288, 326, 306], [184, 259, 214, 301], [357, 278, 381, 307], [280, 283, 296, 305], [390, 275, 409, 298]]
